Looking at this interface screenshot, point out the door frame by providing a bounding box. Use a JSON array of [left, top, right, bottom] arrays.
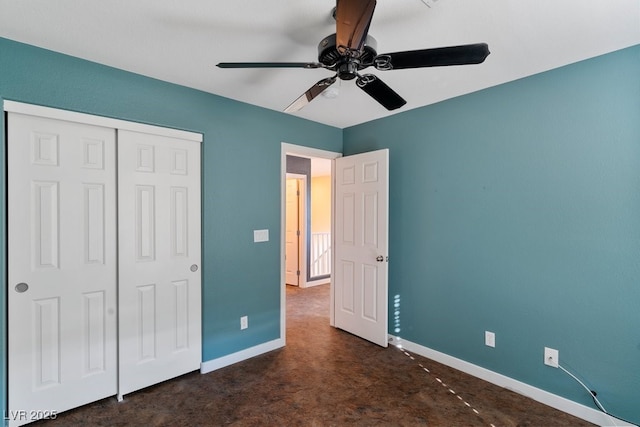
[[280, 143, 341, 341], [285, 174, 306, 287]]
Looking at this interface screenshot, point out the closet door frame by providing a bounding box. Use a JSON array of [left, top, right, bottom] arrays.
[[3, 102, 202, 143]]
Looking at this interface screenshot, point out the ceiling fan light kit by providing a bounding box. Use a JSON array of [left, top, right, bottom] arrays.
[[322, 86, 340, 99], [217, 0, 490, 113]]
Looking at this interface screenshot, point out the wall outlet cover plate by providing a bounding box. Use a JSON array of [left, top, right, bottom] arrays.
[[544, 347, 559, 367]]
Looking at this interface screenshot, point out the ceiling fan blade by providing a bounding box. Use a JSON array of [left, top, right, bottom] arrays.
[[335, 0, 376, 55], [356, 74, 406, 110], [375, 43, 490, 70], [217, 62, 323, 69], [284, 76, 338, 113]]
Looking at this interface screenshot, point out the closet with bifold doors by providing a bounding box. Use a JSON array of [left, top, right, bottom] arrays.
[[6, 101, 202, 427]]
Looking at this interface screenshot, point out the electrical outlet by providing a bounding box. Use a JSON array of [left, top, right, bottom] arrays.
[[240, 316, 248, 330], [544, 347, 559, 367], [485, 331, 495, 348]]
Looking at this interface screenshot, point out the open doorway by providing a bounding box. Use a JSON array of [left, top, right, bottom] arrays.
[[281, 143, 341, 341], [284, 156, 334, 288], [281, 144, 390, 348], [308, 160, 332, 282]]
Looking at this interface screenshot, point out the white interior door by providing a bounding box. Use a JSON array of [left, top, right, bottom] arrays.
[[334, 149, 389, 347], [8, 113, 117, 426], [285, 178, 301, 286], [117, 130, 202, 397]]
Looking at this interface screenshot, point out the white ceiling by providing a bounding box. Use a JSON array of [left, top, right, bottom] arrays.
[[1, 0, 639, 128]]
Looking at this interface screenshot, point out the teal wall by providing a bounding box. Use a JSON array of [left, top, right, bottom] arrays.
[[0, 37, 342, 415], [343, 45, 640, 424]]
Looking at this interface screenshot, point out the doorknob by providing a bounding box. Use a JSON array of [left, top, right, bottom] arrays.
[[15, 282, 29, 293], [190, 264, 199, 272], [376, 256, 384, 262]]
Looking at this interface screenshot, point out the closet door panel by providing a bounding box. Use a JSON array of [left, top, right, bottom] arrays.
[[117, 130, 202, 397], [8, 113, 117, 426]]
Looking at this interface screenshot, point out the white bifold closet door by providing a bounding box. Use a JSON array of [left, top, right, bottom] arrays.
[[8, 113, 118, 426], [117, 130, 202, 397], [7, 107, 202, 426]]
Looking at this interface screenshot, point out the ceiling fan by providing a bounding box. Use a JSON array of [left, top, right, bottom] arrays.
[[217, 0, 490, 113]]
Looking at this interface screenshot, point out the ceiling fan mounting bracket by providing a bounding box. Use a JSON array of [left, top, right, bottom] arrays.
[[356, 74, 376, 88], [374, 55, 392, 70]]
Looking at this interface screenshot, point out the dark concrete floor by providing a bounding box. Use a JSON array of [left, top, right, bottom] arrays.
[[35, 284, 593, 426]]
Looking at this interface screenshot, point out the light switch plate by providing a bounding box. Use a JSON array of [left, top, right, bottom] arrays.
[[253, 229, 269, 242], [485, 331, 495, 348]]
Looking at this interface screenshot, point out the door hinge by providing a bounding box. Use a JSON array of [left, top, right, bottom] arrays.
[[297, 190, 300, 196], [296, 270, 300, 276], [296, 230, 300, 236]]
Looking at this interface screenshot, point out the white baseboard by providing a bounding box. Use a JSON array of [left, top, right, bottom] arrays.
[[388, 335, 636, 427], [303, 278, 330, 288], [200, 338, 284, 374]]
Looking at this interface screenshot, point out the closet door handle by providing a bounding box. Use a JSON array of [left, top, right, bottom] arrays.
[[190, 264, 199, 272], [15, 282, 29, 293]]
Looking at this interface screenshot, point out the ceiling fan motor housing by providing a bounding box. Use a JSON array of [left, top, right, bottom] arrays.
[[318, 33, 378, 80]]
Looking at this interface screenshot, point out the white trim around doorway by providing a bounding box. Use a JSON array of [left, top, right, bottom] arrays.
[[280, 143, 341, 344]]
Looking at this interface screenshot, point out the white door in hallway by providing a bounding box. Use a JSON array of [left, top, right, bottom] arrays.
[[117, 130, 202, 397], [334, 149, 389, 347], [7, 113, 118, 426], [285, 178, 302, 286]]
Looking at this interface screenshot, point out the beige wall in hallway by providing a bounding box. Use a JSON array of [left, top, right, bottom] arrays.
[[311, 175, 331, 233]]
